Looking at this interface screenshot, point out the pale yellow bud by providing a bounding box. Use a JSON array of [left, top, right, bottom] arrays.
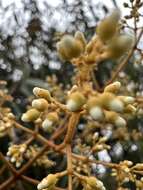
[[107, 34, 134, 59], [42, 112, 58, 132], [105, 111, 126, 127], [32, 98, 48, 111], [33, 87, 51, 101], [96, 9, 120, 42], [37, 174, 58, 190], [118, 96, 135, 105], [87, 97, 104, 121], [21, 109, 40, 122], [57, 35, 84, 60], [99, 92, 124, 112], [66, 92, 86, 111], [85, 176, 106, 190], [104, 81, 121, 93]]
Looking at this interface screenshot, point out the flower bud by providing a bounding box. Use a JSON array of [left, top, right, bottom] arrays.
[[21, 109, 40, 122], [57, 35, 84, 61], [32, 98, 48, 111], [105, 111, 126, 127], [104, 81, 121, 93], [42, 112, 58, 132], [37, 174, 58, 190], [85, 176, 106, 190], [74, 31, 86, 49], [118, 96, 135, 105], [115, 116, 126, 127], [66, 92, 86, 111], [87, 97, 104, 121], [107, 34, 134, 59], [124, 104, 136, 114], [96, 9, 120, 42], [33, 87, 51, 101], [99, 92, 124, 112]]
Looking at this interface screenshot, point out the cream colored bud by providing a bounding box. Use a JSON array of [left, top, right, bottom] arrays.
[[42, 119, 53, 132], [105, 111, 126, 127], [104, 81, 121, 93], [42, 112, 58, 132], [32, 98, 48, 111], [33, 87, 51, 101], [87, 97, 104, 120], [37, 174, 58, 190], [118, 96, 135, 105], [89, 106, 104, 121], [96, 9, 120, 42], [85, 176, 106, 190], [107, 34, 134, 59], [57, 35, 84, 61], [21, 109, 40, 122], [108, 98, 124, 113], [115, 116, 126, 127], [66, 92, 86, 111]]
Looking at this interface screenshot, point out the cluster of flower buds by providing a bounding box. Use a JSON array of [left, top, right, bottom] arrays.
[[87, 81, 136, 127], [37, 174, 58, 190], [65, 81, 136, 127], [82, 176, 106, 190], [112, 160, 134, 184], [57, 9, 134, 64], [0, 81, 15, 137], [7, 143, 27, 168], [57, 31, 86, 61], [0, 110, 15, 137], [21, 87, 59, 132], [25, 145, 55, 168], [86, 9, 134, 63], [73, 158, 91, 175], [91, 134, 110, 153]]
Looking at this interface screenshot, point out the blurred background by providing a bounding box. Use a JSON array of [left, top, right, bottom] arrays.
[[0, 0, 143, 189]]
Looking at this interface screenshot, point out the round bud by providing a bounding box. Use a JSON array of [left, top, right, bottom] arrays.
[[66, 92, 86, 111], [89, 106, 104, 121], [33, 87, 51, 101], [87, 97, 104, 121], [57, 35, 84, 60], [32, 98, 48, 111], [108, 98, 124, 113], [115, 116, 126, 127], [21, 109, 40, 122], [42, 112, 58, 132], [42, 119, 53, 132]]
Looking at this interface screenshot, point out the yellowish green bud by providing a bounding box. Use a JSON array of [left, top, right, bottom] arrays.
[[57, 34, 85, 61], [21, 108, 40, 122], [96, 9, 120, 42], [107, 34, 134, 59]]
